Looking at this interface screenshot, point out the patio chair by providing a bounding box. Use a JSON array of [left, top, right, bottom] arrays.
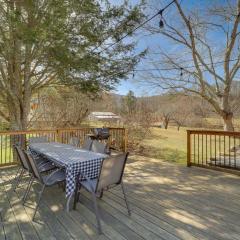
[[12, 144, 32, 192], [28, 136, 48, 144], [69, 137, 80, 147], [91, 140, 107, 154], [24, 151, 66, 220], [12, 145, 56, 197], [73, 152, 130, 234], [82, 138, 93, 150]]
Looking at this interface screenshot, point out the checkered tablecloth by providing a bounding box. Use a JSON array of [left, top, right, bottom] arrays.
[[29, 142, 107, 197]]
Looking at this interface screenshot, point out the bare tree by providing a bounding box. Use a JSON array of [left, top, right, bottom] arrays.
[[30, 87, 90, 128], [143, 0, 240, 131], [120, 93, 154, 151], [161, 110, 172, 129], [171, 97, 191, 130]]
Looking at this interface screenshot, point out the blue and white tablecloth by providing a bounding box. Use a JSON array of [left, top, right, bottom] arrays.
[[29, 142, 107, 197]]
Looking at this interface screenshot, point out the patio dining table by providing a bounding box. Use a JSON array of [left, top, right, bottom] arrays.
[[29, 142, 107, 211]]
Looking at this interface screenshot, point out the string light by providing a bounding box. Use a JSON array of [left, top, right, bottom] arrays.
[[95, 0, 176, 56], [131, 57, 240, 73]]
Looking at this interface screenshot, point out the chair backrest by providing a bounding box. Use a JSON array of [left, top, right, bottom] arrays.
[[28, 136, 48, 144], [91, 140, 107, 154], [82, 138, 93, 150], [14, 145, 31, 171], [69, 137, 80, 147], [24, 151, 43, 182], [96, 152, 129, 192]]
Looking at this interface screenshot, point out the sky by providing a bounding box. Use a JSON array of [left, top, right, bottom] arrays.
[[110, 0, 237, 97]]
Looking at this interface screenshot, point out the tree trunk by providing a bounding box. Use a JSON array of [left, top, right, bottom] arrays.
[[164, 119, 169, 129], [222, 112, 234, 131], [8, 100, 29, 131], [221, 94, 234, 131]]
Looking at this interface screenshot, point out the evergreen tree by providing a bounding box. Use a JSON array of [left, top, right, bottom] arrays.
[[0, 0, 145, 129]]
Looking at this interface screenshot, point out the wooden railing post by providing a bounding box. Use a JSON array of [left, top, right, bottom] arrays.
[[187, 130, 191, 167], [124, 128, 128, 152], [56, 129, 61, 143]]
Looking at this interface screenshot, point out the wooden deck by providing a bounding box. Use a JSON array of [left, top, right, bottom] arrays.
[[0, 155, 240, 240]]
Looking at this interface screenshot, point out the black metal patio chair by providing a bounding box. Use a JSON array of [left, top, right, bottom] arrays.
[[73, 152, 130, 234], [24, 151, 66, 221]]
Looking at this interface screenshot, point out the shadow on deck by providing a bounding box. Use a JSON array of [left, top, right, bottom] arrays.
[[0, 155, 240, 240]]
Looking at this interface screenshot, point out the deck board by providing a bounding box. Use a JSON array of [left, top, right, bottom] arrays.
[[0, 155, 240, 240]]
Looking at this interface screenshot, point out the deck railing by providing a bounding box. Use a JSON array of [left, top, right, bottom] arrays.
[[0, 127, 127, 167], [187, 129, 240, 175]]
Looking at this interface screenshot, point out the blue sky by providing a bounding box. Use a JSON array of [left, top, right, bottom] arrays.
[[111, 0, 237, 96]]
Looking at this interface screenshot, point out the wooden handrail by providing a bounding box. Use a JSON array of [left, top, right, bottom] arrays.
[[187, 129, 240, 136], [0, 129, 57, 135], [0, 127, 126, 136], [187, 129, 240, 174], [0, 127, 126, 167]]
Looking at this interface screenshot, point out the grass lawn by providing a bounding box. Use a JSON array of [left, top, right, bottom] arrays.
[[140, 126, 187, 165]]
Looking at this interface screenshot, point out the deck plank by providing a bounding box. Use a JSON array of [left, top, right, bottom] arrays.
[[1, 170, 57, 240], [48, 187, 111, 240], [43, 187, 94, 240], [0, 155, 240, 240], [0, 173, 23, 240], [80, 194, 152, 240], [81, 192, 179, 240], [80, 194, 151, 240]]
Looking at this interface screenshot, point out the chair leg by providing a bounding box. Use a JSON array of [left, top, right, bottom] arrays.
[[121, 182, 131, 216], [12, 168, 24, 192], [91, 191, 102, 234], [73, 183, 81, 210], [32, 184, 45, 221], [22, 176, 34, 205], [97, 190, 103, 199], [77, 185, 81, 202], [73, 188, 78, 210], [62, 182, 66, 192]]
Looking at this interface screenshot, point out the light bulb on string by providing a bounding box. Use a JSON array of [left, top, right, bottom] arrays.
[[97, 52, 101, 64], [180, 67, 183, 78], [159, 9, 164, 29], [132, 70, 135, 78]]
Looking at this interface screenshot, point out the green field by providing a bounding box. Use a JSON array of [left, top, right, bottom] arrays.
[[140, 127, 187, 165]]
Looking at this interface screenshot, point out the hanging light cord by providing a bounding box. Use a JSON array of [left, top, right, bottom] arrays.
[[132, 57, 240, 72], [96, 0, 176, 55]]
